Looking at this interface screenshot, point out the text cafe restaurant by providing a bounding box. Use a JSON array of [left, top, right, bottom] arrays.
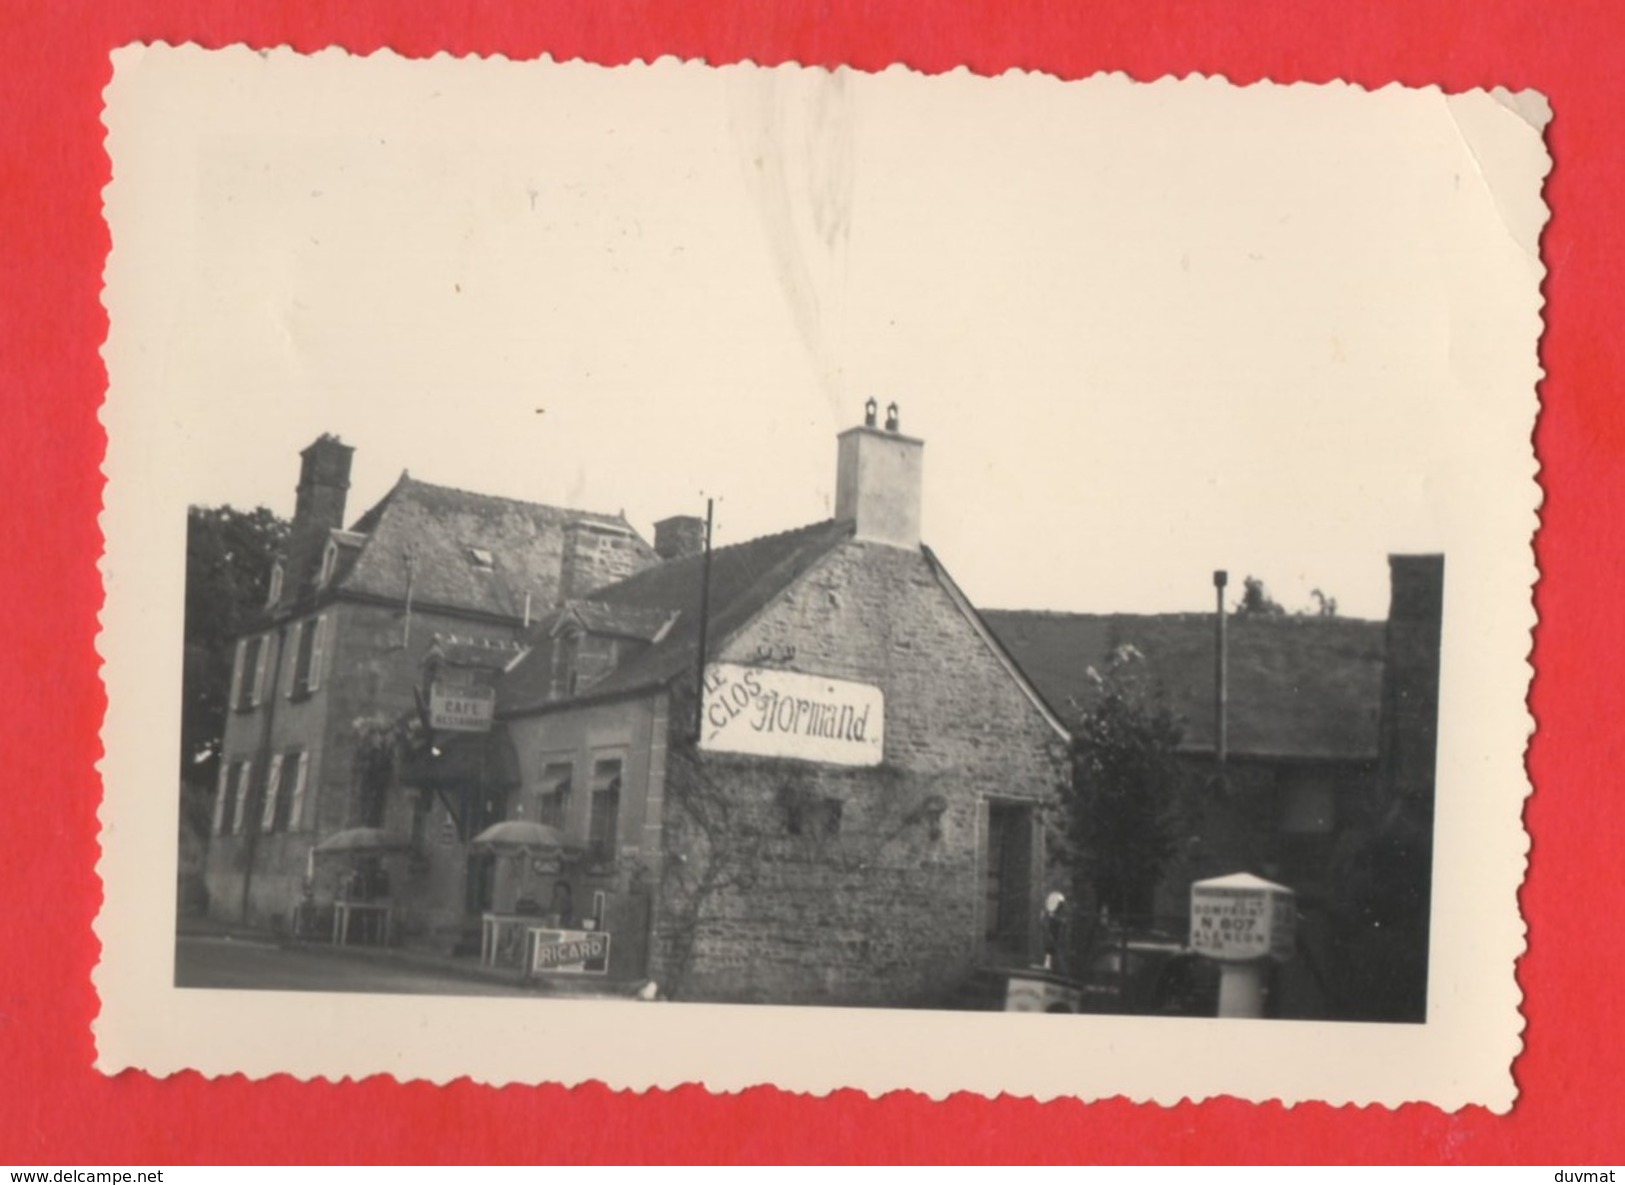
[[406, 410, 1070, 1005]]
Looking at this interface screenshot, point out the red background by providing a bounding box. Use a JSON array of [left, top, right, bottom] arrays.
[[2, 0, 1618, 1164]]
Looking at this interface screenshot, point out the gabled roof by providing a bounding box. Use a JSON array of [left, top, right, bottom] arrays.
[[982, 610, 1386, 761], [500, 518, 855, 713], [324, 475, 650, 620], [550, 600, 677, 643]]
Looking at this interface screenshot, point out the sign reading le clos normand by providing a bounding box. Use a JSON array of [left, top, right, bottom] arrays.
[[700, 663, 885, 767]]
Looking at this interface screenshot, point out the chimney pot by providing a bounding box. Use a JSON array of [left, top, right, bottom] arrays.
[[864, 397, 878, 428], [885, 401, 900, 432]]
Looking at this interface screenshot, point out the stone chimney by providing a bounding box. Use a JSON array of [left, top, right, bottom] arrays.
[[834, 401, 923, 549], [560, 518, 644, 602], [286, 434, 354, 596], [653, 515, 707, 562]]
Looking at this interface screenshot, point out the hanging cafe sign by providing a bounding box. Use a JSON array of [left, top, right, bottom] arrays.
[[700, 662, 885, 767], [428, 669, 497, 733]]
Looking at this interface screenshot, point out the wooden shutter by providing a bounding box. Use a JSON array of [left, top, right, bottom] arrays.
[[260, 754, 283, 831], [306, 615, 328, 692], [286, 622, 300, 699], [211, 763, 231, 835], [249, 635, 269, 706], [288, 751, 310, 831], [231, 759, 253, 834], [228, 640, 245, 709]]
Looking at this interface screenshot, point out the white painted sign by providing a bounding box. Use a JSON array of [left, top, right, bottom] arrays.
[[429, 680, 496, 732], [1189, 872, 1296, 962], [700, 663, 884, 767]]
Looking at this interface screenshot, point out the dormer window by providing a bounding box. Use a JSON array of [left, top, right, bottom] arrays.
[[265, 562, 284, 607], [467, 546, 495, 571], [317, 538, 338, 588]]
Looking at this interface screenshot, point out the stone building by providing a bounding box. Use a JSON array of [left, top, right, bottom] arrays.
[[481, 411, 1072, 1005], [202, 434, 659, 930]]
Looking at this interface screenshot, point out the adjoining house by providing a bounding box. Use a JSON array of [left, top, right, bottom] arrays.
[[983, 608, 1389, 912], [202, 434, 660, 931], [984, 554, 1443, 1022]]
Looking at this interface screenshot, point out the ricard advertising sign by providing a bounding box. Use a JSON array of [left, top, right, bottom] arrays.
[[700, 662, 885, 767]]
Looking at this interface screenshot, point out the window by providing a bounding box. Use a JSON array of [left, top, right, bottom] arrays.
[[552, 628, 581, 699], [786, 794, 843, 839], [1279, 778, 1335, 835], [537, 761, 572, 830], [291, 614, 327, 696], [232, 635, 269, 710], [266, 562, 284, 607], [317, 539, 338, 588], [229, 759, 254, 835], [587, 758, 623, 863], [260, 751, 306, 833]]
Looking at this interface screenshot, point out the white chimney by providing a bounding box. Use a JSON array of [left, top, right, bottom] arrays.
[[834, 403, 924, 549]]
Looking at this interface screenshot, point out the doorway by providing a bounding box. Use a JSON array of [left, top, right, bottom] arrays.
[[984, 801, 1036, 961]]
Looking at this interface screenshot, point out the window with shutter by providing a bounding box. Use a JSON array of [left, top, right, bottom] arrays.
[[236, 634, 268, 709], [537, 761, 573, 830], [293, 615, 328, 695]]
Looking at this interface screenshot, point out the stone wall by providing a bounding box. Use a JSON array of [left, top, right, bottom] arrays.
[[649, 539, 1067, 1007]]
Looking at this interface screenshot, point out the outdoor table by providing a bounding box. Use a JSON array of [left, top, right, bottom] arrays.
[[481, 912, 544, 968], [331, 900, 392, 947]]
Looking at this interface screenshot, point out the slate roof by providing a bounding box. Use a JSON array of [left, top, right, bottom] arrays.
[[982, 610, 1387, 761], [500, 518, 856, 713], [323, 475, 651, 620]]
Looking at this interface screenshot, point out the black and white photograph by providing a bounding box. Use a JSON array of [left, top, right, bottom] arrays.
[[97, 49, 1543, 1106]]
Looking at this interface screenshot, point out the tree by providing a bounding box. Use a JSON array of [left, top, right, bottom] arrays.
[[1307, 588, 1339, 617], [180, 504, 290, 805], [1234, 574, 1286, 617], [1062, 644, 1186, 920]]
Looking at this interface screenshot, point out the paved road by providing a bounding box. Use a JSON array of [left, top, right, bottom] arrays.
[[175, 935, 539, 997]]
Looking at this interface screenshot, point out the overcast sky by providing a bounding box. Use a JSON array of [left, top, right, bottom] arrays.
[[108, 53, 1549, 619]]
